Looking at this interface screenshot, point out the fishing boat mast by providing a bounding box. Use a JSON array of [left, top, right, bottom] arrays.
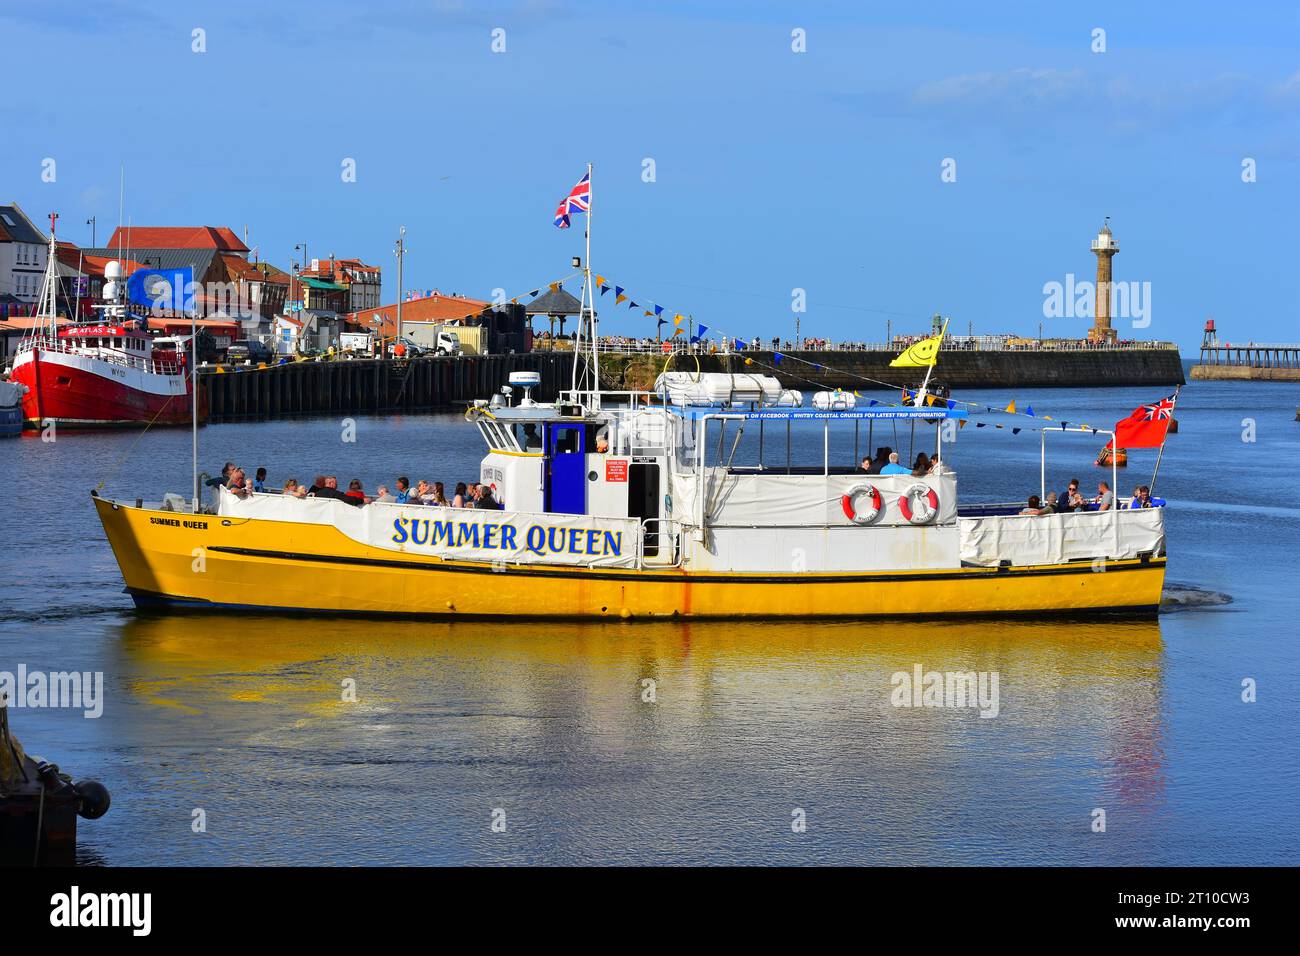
[[34, 213, 61, 343]]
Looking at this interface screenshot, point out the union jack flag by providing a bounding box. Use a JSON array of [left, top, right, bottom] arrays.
[[553, 173, 591, 229], [1140, 396, 1176, 421]]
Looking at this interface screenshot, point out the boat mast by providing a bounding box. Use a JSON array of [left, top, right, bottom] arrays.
[[191, 260, 199, 512], [569, 162, 598, 409], [37, 213, 61, 341]]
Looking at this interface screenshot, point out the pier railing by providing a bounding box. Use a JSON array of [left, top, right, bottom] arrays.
[[1197, 344, 1300, 368], [539, 336, 1179, 356]]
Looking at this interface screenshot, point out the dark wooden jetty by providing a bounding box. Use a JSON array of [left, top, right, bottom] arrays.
[[199, 352, 575, 423]]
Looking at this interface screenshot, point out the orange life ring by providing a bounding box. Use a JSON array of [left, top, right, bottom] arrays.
[[898, 483, 940, 524], [841, 484, 883, 525]]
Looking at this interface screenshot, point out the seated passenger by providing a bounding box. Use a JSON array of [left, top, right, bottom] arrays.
[[879, 452, 910, 475], [281, 478, 298, 495], [1129, 485, 1157, 509], [430, 481, 449, 507], [866, 447, 892, 475], [206, 461, 235, 489], [860, 455, 873, 473], [911, 453, 931, 477], [226, 466, 251, 499], [1043, 491, 1061, 512], [1058, 478, 1084, 512], [473, 484, 501, 509], [253, 467, 268, 493], [415, 479, 433, 503], [308, 475, 363, 507], [452, 482, 468, 508], [1020, 494, 1048, 516], [394, 477, 416, 504], [345, 479, 366, 501], [1094, 481, 1114, 511], [373, 484, 396, 503]]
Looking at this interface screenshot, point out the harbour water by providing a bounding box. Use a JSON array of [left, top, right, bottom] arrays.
[[1, 377, 1296, 865]]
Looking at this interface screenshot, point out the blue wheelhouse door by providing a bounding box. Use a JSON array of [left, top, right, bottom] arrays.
[[546, 424, 586, 515]]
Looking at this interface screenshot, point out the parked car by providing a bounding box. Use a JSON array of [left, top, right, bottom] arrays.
[[386, 336, 431, 358], [226, 339, 274, 363]]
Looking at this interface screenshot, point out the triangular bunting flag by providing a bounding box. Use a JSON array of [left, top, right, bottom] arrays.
[[528, 289, 539, 298], [1012, 428, 1021, 435], [959, 420, 968, 430], [1025, 405, 1035, 417], [600, 285, 610, 296], [549, 282, 561, 292], [653, 305, 664, 316], [628, 301, 639, 309], [1005, 400, 1017, 414], [595, 275, 605, 286]]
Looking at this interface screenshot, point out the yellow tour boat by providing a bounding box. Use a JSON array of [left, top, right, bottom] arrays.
[[92, 367, 1166, 619]]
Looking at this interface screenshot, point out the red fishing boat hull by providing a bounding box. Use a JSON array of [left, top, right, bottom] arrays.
[[11, 347, 205, 428]]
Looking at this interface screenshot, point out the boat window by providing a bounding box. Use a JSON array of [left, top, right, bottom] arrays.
[[514, 423, 544, 451], [551, 425, 583, 455]]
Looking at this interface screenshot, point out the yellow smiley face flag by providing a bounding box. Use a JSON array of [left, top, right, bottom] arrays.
[[889, 332, 943, 367]]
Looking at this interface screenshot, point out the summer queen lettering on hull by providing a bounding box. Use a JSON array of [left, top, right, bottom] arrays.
[[215, 491, 641, 570], [381, 511, 637, 568]]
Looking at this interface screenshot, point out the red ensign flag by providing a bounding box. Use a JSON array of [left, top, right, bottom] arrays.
[[1107, 396, 1176, 448]]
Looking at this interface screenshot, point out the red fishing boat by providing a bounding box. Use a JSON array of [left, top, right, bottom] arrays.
[[9, 216, 204, 429]]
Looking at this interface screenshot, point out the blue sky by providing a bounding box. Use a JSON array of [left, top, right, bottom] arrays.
[[4, 0, 1297, 352]]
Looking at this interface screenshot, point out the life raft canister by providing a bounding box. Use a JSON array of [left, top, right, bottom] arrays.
[[898, 483, 940, 524], [841, 484, 884, 525]]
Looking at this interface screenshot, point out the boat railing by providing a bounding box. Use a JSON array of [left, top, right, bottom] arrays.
[[638, 517, 684, 569], [557, 388, 658, 411], [18, 334, 182, 377]]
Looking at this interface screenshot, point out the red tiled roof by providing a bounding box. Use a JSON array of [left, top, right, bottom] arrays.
[[104, 226, 250, 253], [220, 253, 266, 282], [301, 257, 381, 283], [348, 293, 490, 338]]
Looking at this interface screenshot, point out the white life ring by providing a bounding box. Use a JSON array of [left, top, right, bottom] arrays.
[[841, 484, 884, 525], [898, 483, 940, 524]]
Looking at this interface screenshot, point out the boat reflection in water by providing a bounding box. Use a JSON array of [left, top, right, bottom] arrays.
[[108, 614, 1166, 865]]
